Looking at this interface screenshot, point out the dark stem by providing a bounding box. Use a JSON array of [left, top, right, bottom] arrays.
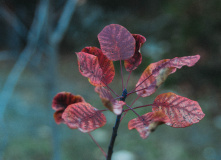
[[106, 89, 127, 160]]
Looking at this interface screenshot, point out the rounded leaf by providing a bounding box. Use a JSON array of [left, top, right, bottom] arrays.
[[128, 111, 170, 139], [98, 24, 136, 61], [76, 52, 103, 86], [152, 92, 205, 128], [124, 34, 146, 71], [54, 109, 65, 124], [81, 47, 115, 85], [52, 92, 85, 111], [62, 102, 106, 132], [136, 55, 200, 97], [95, 86, 125, 115]]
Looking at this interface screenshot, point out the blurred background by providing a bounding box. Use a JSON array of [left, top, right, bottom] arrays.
[[0, 0, 220, 160]]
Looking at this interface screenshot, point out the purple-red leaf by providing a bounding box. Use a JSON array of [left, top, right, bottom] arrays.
[[54, 109, 65, 124], [76, 52, 103, 86], [81, 47, 115, 86], [152, 92, 205, 128], [95, 86, 125, 115], [128, 111, 170, 139], [52, 92, 85, 124], [136, 55, 200, 97], [62, 102, 106, 132], [98, 24, 136, 61], [124, 34, 146, 71]]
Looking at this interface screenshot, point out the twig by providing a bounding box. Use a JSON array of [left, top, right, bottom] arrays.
[[121, 95, 141, 121], [102, 80, 119, 97], [0, 5, 28, 40], [47, 1, 77, 160], [120, 60, 124, 91], [123, 104, 153, 112], [49, 0, 77, 45], [88, 133, 107, 157], [106, 113, 122, 160], [125, 71, 132, 89], [0, 0, 49, 158], [106, 89, 127, 160]]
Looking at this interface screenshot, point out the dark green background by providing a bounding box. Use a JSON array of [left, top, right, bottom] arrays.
[[0, 0, 220, 160]]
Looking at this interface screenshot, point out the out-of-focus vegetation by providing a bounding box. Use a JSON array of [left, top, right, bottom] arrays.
[[0, 0, 220, 160]]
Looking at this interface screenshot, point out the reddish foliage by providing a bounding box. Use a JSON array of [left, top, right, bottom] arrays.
[[152, 92, 205, 128], [136, 55, 200, 97], [76, 52, 103, 86], [53, 24, 204, 146], [62, 102, 106, 132], [81, 47, 115, 86], [52, 92, 85, 124], [124, 34, 146, 71], [98, 24, 136, 61], [128, 111, 170, 139], [95, 86, 125, 115]]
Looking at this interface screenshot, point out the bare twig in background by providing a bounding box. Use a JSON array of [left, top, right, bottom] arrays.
[[0, 0, 77, 159], [0, 0, 49, 158], [50, 0, 77, 45], [0, 5, 28, 40], [46, 1, 77, 160]]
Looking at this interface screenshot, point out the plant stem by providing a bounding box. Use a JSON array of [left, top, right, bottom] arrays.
[[121, 94, 140, 120], [106, 113, 122, 160], [106, 89, 127, 160], [120, 60, 124, 91], [125, 71, 132, 89], [88, 133, 107, 157], [102, 80, 119, 97], [123, 104, 153, 112]]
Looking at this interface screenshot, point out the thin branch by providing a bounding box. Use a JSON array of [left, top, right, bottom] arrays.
[[123, 104, 153, 112], [0, 0, 49, 158], [50, 0, 77, 45], [106, 114, 122, 160], [121, 95, 140, 121], [125, 71, 132, 89], [114, 95, 123, 100], [129, 61, 169, 94], [106, 91, 126, 160], [88, 133, 107, 157], [102, 80, 119, 97], [0, 5, 28, 40], [120, 60, 124, 91], [127, 86, 150, 96], [0, 0, 49, 121]]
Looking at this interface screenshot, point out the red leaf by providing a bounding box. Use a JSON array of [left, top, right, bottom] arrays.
[[76, 52, 103, 86], [62, 102, 106, 132], [136, 55, 200, 97], [52, 92, 85, 124], [54, 109, 65, 124], [95, 86, 125, 115], [128, 111, 170, 139], [152, 92, 205, 128], [81, 47, 115, 85], [98, 24, 136, 61], [124, 34, 146, 71], [52, 92, 85, 111]]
